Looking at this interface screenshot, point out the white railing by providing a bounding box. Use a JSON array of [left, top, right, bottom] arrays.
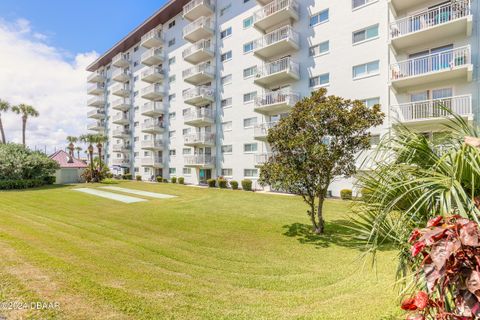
[[87, 71, 104, 82], [253, 0, 299, 22], [390, 0, 471, 39], [111, 159, 130, 166], [141, 67, 164, 79], [141, 119, 165, 131], [254, 153, 272, 165], [255, 90, 300, 108], [254, 25, 299, 50], [112, 144, 130, 152], [112, 68, 130, 79], [141, 140, 163, 149], [183, 16, 214, 37], [87, 83, 104, 93], [141, 29, 163, 43], [184, 154, 215, 165], [141, 157, 163, 166], [256, 57, 299, 78], [87, 109, 105, 117], [390, 46, 471, 80], [87, 96, 105, 106], [112, 53, 129, 65], [141, 48, 163, 62], [112, 98, 130, 108], [184, 108, 214, 122], [112, 113, 128, 123], [112, 129, 130, 137], [254, 122, 278, 137], [184, 133, 215, 145], [142, 84, 164, 96], [182, 39, 213, 58], [183, 86, 215, 100], [141, 102, 165, 114], [183, 0, 213, 15], [182, 62, 214, 79], [112, 83, 129, 93], [392, 95, 472, 122], [87, 122, 104, 130]]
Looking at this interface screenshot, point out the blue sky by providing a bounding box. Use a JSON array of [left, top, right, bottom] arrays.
[[0, 0, 168, 56]]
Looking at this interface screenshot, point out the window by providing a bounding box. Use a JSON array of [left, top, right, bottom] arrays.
[[169, 112, 176, 119], [134, 121, 139, 127], [169, 130, 176, 138], [221, 51, 232, 62], [309, 73, 330, 87], [134, 61, 138, 67], [169, 57, 176, 65], [221, 98, 232, 108], [134, 167, 139, 172], [309, 41, 330, 56], [353, 24, 379, 44], [182, 148, 191, 155], [169, 168, 176, 175], [243, 16, 253, 29], [352, 0, 376, 9], [134, 152, 139, 157], [353, 60, 380, 79], [182, 128, 191, 135], [362, 97, 380, 108], [221, 145, 233, 153], [169, 75, 176, 83], [183, 167, 192, 175], [243, 91, 256, 103], [243, 118, 257, 128], [168, 20, 175, 28], [222, 121, 232, 131], [220, 3, 231, 16], [144, 168, 150, 173], [221, 27, 232, 39], [244, 169, 258, 177], [243, 66, 257, 78], [243, 41, 254, 53], [221, 74, 232, 86], [169, 94, 176, 101], [310, 9, 329, 27], [134, 46, 139, 52], [168, 38, 175, 47], [169, 150, 176, 156], [370, 134, 380, 146], [222, 168, 233, 176]]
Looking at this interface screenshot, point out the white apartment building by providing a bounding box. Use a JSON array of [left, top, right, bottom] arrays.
[[86, 0, 479, 195]]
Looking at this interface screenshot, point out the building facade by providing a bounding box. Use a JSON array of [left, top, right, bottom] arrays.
[[86, 0, 479, 195]]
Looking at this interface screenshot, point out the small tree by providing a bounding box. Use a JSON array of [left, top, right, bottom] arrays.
[[259, 88, 384, 234], [11, 104, 39, 146], [0, 99, 10, 144]]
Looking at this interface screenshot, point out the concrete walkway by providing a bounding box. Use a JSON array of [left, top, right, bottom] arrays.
[[99, 187, 176, 199], [74, 188, 147, 204]]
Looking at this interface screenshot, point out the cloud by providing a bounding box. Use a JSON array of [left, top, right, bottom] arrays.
[[0, 18, 99, 153]]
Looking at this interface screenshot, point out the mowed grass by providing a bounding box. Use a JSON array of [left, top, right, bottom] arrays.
[[0, 182, 401, 319]]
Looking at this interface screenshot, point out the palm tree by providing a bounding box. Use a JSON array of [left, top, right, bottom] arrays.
[[94, 134, 108, 170], [11, 104, 39, 146], [66, 136, 78, 158], [0, 99, 10, 144], [75, 146, 82, 159], [80, 134, 97, 182]]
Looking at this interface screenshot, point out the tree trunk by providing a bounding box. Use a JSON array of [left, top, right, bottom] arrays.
[[97, 147, 102, 181], [22, 117, 27, 146], [89, 149, 94, 182], [315, 193, 326, 234], [0, 116, 5, 144]]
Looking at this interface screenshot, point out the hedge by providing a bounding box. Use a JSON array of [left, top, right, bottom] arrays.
[[230, 180, 239, 190], [178, 177, 184, 185], [136, 175, 142, 181], [0, 179, 45, 190], [171, 177, 177, 184], [156, 176, 163, 183], [218, 179, 228, 189], [207, 179, 216, 188], [241, 179, 253, 191], [340, 189, 352, 200], [122, 173, 132, 180]]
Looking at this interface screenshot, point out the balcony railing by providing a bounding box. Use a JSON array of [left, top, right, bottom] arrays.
[[141, 29, 163, 47], [390, 46, 471, 81], [141, 157, 163, 167], [112, 68, 130, 81], [183, 86, 215, 101], [141, 102, 165, 115], [87, 96, 105, 107], [184, 154, 215, 166], [141, 120, 165, 131], [87, 71, 104, 83], [390, 1, 471, 39], [184, 133, 215, 145], [112, 144, 130, 152], [87, 83, 105, 95], [254, 153, 272, 166], [184, 108, 214, 122], [141, 67, 164, 82], [182, 63, 214, 79], [183, 16, 214, 37], [87, 109, 105, 118], [254, 122, 278, 138], [141, 48, 164, 65], [253, 25, 299, 50], [182, 39, 213, 58], [253, 0, 299, 22], [255, 91, 300, 108], [111, 98, 131, 110], [112, 129, 130, 137], [141, 84, 164, 99], [256, 57, 299, 78], [141, 140, 163, 149], [112, 53, 130, 67], [112, 113, 129, 123], [183, 0, 213, 16], [111, 159, 130, 166], [392, 95, 472, 122]]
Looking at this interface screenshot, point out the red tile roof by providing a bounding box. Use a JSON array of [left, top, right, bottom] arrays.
[[49, 150, 88, 169]]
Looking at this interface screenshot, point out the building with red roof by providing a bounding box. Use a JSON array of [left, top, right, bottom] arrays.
[[49, 150, 87, 184]]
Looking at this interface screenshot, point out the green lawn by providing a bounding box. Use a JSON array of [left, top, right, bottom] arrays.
[[0, 182, 400, 319]]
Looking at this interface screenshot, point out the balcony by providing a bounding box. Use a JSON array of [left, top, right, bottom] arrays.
[[141, 157, 163, 168], [141, 48, 164, 66], [254, 153, 272, 167], [254, 57, 300, 88], [184, 133, 215, 147], [254, 91, 300, 115], [141, 102, 165, 117], [183, 0, 214, 21], [112, 144, 130, 153], [391, 95, 473, 129], [184, 108, 214, 127], [111, 158, 130, 167], [256, 0, 273, 5], [87, 109, 105, 120], [87, 83, 105, 95], [183, 86, 215, 106], [141, 29, 163, 49], [182, 63, 214, 85], [253, 0, 299, 32], [390, 46, 472, 91], [141, 120, 165, 134], [111, 99, 131, 111], [87, 96, 105, 108], [182, 39, 214, 64], [111, 84, 130, 97], [112, 53, 130, 68], [389, 0, 431, 13], [183, 16, 214, 43], [184, 154, 215, 168], [141, 84, 164, 101], [141, 67, 164, 84], [112, 68, 130, 83], [87, 71, 104, 83], [87, 122, 105, 132], [141, 140, 163, 151], [112, 113, 129, 125], [253, 122, 278, 141], [253, 25, 299, 60], [112, 129, 130, 139], [390, 1, 472, 51]]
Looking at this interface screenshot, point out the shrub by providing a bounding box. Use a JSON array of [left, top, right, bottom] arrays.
[[230, 180, 239, 190], [163, 178, 168, 183], [100, 178, 120, 185], [178, 177, 184, 185], [218, 179, 228, 189], [361, 187, 373, 201], [171, 177, 177, 184], [156, 176, 163, 183], [136, 175, 142, 181], [340, 189, 352, 200], [43, 176, 56, 185], [207, 179, 216, 188], [241, 179, 253, 191], [122, 173, 132, 180], [0, 179, 44, 190]]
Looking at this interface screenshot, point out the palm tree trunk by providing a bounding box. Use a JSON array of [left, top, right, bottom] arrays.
[[0, 115, 6, 144], [22, 116, 27, 146], [89, 148, 94, 182]]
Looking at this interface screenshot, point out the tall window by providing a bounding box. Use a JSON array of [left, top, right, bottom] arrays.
[[243, 16, 253, 29], [221, 51, 232, 62], [220, 27, 232, 39], [243, 118, 257, 128], [353, 60, 379, 79], [243, 143, 258, 153], [243, 92, 257, 103], [309, 41, 330, 56], [309, 73, 330, 87], [310, 9, 329, 27], [353, 24, 379, 44]]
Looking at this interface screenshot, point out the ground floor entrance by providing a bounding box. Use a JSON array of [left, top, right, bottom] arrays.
[[199, 169, 212, 185]]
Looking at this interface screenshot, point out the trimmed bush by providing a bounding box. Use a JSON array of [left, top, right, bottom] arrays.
[[207, 179, 216, 188], [171, 177, 177, 184], [156, 176, 163, 183], [136, 175, 142, 181], [122, 173, 132, 180], [361, 188, 373, 201], [163, 178, 168, 183], [0, 179, 44, 190], [230, 180, 239, 190], [340, 189, 352, 200], [178, 177, 184, 185], [101, 178, 120, 185], [43, 176, 56, 185], [241, 179, 253, 191], [218, 179, 228, 189]]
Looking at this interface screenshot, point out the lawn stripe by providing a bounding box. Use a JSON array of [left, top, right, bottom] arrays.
[[73, 188, 147, 203], [99, 186, 176, 199]]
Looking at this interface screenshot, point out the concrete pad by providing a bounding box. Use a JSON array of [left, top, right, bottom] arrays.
[[74, 188, 147, 203], [99, 186, 176, 199]]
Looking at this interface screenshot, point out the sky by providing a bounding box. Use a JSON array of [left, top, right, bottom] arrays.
[[0, 1, 168, 153]]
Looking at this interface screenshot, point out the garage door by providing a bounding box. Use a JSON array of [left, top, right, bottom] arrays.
[[61, 169, 79, 184]]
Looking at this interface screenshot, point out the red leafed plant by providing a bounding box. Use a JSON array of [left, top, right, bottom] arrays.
[[402, 215, 480, 319]]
